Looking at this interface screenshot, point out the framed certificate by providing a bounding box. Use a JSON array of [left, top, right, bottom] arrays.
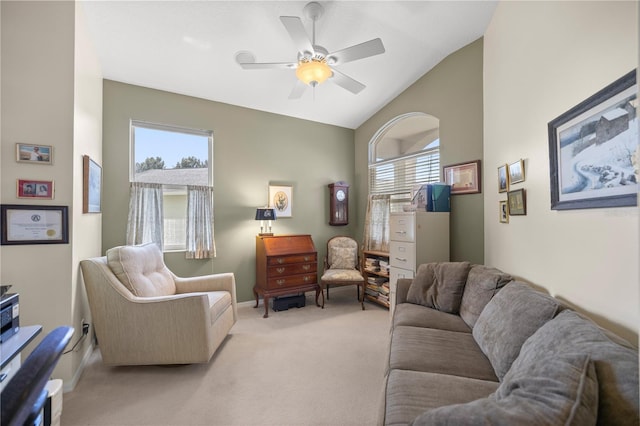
[[1, 205, 69, 245]]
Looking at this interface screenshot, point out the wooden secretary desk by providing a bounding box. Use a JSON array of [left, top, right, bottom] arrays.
[[254, 234, 321, 318]]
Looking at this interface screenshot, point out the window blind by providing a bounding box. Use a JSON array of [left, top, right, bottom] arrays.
[[368, 148, 440, 195]]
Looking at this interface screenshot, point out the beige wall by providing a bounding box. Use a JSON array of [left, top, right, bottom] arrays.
[[355, 39, 485, 264], [0, 1, 102, 387], [484, 1, 638, 343], [102, 80, 355, 303]]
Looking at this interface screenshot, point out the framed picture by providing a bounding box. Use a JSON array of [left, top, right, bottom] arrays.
[[498, 164, 509, 193], [83, 155, 102, 213], [548, 69, 637, 210], [507, 188, 527, 215], [508, 159, 525, 184], [1, 204, 69, 245], [16, 179, 54, 200], [499, 200, 509, 223], [269, 185, 292, 218], [16, 143, 53, 164], [443, 160, 481, 195]]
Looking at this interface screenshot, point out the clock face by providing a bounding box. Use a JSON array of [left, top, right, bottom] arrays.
[[336, 189, 346, 202]]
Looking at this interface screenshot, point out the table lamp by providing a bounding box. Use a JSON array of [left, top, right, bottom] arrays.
[[255, 208, 276, 236]]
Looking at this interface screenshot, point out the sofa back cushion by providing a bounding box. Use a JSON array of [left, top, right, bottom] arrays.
[[459, 265, 512, 328], [472, 281, 562, 380], [410, 353, 598, 426], [106, 243, 176, 297], [515, 309, 639, 426], [406, 262, 471, 314]]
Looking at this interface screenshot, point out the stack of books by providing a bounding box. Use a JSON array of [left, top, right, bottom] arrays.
[[364, 257, 389, 276]]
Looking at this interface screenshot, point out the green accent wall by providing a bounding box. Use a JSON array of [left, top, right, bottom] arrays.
[[354, 38, 485, 264], [102, 80, 355, 303]]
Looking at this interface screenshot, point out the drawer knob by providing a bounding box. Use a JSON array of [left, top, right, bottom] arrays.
[[276, 267, 285, 273], [277, 258, 284, 264], [276, 279, 285, 285], [302, 265, 310, 271], [304, 256, 310, 261], [395, 257, 407, 262], [395, 231, 406, 235], [303, 276, 310, 282]]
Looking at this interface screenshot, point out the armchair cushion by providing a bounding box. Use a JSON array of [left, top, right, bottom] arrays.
[[321, 269, 364, 282], [328, 237, 358, 269], [106, 243, 176, 297]]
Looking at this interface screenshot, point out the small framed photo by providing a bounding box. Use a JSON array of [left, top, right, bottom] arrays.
[[499, 200, 509, 223], [498, 164, 509, 193], [269, 184, 292, 218], [443, 160, 481, 195], [16, 179, 54, 200], [1, 204, 69, 245], [508, 188, 527, 215], [16, 143, 53, 164], [83, 155, 102, 213], [508, 159, 525, 184]]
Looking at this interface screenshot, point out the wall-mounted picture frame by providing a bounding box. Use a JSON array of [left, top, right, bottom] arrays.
[[443, 160, 481, 195], [1, 204, 69, 245], [16, 179, 54, 200], [499, 200, 509, 223], [507, 188, 527, 215], [498, 164, 509, 193], [83, 155, 102, 213], [508, 159, 525, 184], [269, 184, 292, 218], [16, 143, 53, 165], [548, 69, 637, 210]]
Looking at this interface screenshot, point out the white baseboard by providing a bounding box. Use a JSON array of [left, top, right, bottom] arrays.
[[63, 340, 94, 393]]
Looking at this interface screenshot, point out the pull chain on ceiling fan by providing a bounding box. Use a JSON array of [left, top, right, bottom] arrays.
[[236, 2, 385, 99]]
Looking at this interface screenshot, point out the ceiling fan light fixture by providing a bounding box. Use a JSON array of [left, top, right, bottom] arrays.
[[296, 58, 332, 86]]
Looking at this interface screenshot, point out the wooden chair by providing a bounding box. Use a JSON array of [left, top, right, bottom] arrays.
[[320, 236, 365, 310]]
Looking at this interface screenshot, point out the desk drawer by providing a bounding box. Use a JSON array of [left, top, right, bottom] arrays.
[[267, 273, 317, 290], [267, 253, 317, 266], [268, 263, 316, 276]]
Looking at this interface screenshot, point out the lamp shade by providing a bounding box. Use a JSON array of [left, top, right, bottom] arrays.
[[296, 59, 332, 86], [255, 208, 276, 221]]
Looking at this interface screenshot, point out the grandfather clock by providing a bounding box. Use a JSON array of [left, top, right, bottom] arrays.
[[328, 181, 349, 226]]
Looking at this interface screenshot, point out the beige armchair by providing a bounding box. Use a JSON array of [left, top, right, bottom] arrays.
[[80, 243, 237, 366], [320, 236, 366, 310]]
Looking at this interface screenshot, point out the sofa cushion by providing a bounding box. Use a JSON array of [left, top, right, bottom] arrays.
[[406, 262, 471, 314], [390, 326, 498, 382], [472, 281, 561, 380], [393, 303, 471, 333], [516, 309, 639, 426], [410, 353, 598, 426], [106, 243, 176, 297], [384, 369, 499, 426], [459, 264, 512, 328]]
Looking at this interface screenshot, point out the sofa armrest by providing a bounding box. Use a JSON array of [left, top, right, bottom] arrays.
[[174, 273, 238, 321], [395, 278, 413, 305]]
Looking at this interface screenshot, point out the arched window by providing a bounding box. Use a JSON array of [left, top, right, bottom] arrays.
[[368, 112, 440, 211]]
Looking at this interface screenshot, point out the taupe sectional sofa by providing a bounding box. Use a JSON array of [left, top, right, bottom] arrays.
[[380, 262, 639, 426]]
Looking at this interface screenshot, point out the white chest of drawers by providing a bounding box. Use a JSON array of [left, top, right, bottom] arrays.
[[389, 211, 450, 313]]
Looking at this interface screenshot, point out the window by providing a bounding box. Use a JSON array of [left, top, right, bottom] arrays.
[[368, 114, 440, 212], [130, 120, 213, 251]]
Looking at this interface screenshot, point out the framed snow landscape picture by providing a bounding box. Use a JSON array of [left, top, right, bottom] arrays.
[[548, 70, 637, 210]]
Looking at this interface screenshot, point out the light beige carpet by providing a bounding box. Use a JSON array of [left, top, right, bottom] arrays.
[[61, 287, 391, 426]]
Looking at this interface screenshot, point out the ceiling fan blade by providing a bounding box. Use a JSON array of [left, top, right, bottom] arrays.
[[280, 16, 314, 55], [288, 80, 307, 99], [238, 62, 297, 70], [330, 69, 366, 94], [327, 38, 385, 65]]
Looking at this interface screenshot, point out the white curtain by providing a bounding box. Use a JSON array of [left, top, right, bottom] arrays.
[[363, 194, 391, 252], [126, 182, 164, 248], [186, 185, 216, 259]]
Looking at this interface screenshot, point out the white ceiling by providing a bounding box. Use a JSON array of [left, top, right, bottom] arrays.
[[80, 1, 497, 129]]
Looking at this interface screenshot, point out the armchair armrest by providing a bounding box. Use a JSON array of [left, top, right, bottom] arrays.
[[395, 278, 413, 305], [173, 272, 237, 321]]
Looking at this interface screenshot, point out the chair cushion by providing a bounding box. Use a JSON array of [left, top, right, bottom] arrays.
[[472, 281, 561, 380], [329, 245, 357, 269], [459, 264, 512, 328], [410, 353, 598, 426], [321, 269, 364, 282], [406, 262, 471, 314], [106, 243, 176, 297]]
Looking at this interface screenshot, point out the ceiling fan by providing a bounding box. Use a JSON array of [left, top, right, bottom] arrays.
[[236, 1, 385, 99]]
